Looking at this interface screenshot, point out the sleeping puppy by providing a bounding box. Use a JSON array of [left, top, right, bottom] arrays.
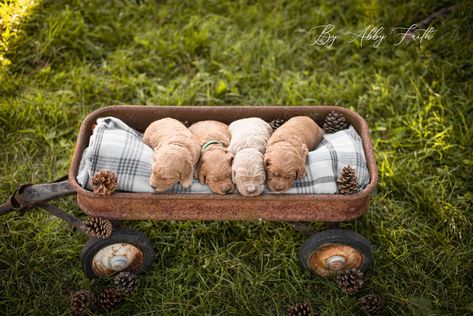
[[188, 120, 235, 195], [143, 118, 200, 191], [228, 117, 273, 196], [265, 116, 323, 193]]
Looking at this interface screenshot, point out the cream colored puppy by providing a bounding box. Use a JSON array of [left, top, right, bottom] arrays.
[[228, 117, 273, 196], [265, 116, 323, 193], [143, 118, 200, 191], [189, 120, 234, 195]]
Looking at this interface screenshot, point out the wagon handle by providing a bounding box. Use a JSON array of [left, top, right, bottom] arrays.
[[39, 203, 84, 231], [0, 176, 75, 215]]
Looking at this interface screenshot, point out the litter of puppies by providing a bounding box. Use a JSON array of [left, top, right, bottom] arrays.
[[143, 116, 322, 196]]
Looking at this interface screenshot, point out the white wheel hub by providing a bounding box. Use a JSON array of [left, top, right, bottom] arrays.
[[326, 255, 346, 271], [109, 255, 130, 271]]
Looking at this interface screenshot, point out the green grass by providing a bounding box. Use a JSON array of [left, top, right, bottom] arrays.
[[1, 0, 472, 315]]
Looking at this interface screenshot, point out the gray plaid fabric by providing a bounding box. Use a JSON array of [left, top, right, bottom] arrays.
[[77, 117, 369, 194], [282, 126, 370, 194]]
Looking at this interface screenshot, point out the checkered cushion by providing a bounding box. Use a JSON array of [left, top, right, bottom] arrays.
[[77, 117, 370, 194]]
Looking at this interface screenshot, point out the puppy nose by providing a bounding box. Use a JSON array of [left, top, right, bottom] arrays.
[[247, 185, 257, 194], [275, 184, 285, 191], [223, 184, 234, 193]]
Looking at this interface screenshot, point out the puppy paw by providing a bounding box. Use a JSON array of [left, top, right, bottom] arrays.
[[180, 176, 194, 188], [180, 180, 193, 188]]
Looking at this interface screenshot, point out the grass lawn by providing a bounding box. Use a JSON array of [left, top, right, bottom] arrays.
[[1, 0, 472, 315]]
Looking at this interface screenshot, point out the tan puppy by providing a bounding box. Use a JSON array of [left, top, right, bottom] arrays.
[[189, 120, 234, 195], [265, 116, 323, 193], [143, 118, 200, 191], [228, 117, 273, 196]]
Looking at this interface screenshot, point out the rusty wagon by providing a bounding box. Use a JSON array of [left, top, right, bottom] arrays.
[[0, 105, 378, 279]]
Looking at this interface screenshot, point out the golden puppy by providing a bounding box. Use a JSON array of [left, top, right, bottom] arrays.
[[143, 118, 200, 191], [265, 116, 323, 193], [189, 120, 235, 195]]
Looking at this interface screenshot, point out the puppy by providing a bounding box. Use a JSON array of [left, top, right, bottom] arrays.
[[188, 120, 235, 195], [228, 118, 273, 196], [265, 116, 323, 193], [143, 118, 200, 191]]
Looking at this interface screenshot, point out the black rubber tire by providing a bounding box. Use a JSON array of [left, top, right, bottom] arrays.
[[299, 229, 372, 276], [80, 228, 155, 279]]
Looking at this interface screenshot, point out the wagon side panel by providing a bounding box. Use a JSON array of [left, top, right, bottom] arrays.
[[76, 194, 371, 222]]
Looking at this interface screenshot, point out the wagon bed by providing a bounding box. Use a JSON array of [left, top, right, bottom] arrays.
[[69, 105, 378, 222]]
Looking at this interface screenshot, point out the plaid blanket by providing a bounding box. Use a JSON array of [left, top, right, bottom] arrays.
[[77, 117, 369, 194]]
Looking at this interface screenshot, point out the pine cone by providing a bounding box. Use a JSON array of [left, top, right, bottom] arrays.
[[336, 268, 364, 294], [270, 118, 287, 131], [81, 217, 113, 238], [323, 111, 348, 133], [99, 288, 124, 312], [71, 290, 96, 316], [360, 294, 384, 316], [91, 170, 118, 195], [285, 302, 314, 316], [337, 165, 359, 194], [114, 271, 139, 294]]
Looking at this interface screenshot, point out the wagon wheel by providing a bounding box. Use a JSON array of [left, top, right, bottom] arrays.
[[299, 229, 372, 277], [80, 228, 154, 279]]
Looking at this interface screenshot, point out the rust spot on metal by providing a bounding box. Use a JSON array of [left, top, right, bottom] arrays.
[[126, 251, 144, 274], [308, 244, 363, 277], [92, 243, 144, 277], [68, 106, 378, 222]]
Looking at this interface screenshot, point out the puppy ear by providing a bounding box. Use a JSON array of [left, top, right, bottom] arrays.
[[299, 143, 309, 158], [226, 152, 234, 163], [231, 168, 237, 183], [295, 164, 307, 179], [295, 151, 308, 179], [151, 156, 160, 177], [180, 157, 194, 188], [198, 162, 207, 184], [264, 155, 271, 167]]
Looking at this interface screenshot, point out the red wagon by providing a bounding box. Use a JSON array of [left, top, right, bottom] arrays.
[[1, 105, 378, 279]]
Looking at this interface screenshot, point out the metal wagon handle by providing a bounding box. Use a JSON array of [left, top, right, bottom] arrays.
[[0, 176, 108, 236], [0, 176, 75, 215]]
